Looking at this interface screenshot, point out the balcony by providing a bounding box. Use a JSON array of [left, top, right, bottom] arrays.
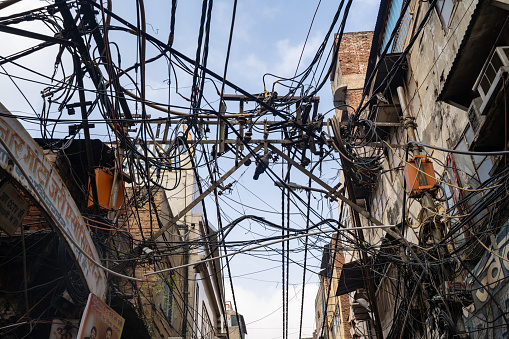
[[438, 2, 509, 110], [466, 46, 509, 151]]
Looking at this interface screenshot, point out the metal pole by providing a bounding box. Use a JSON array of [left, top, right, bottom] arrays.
[[74, 53, 99, 214], [151, 144, 263, 240], [181, 226, 189, 339]]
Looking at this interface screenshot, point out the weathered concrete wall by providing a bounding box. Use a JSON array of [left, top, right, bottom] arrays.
[[331, 1, 481, 335], [364, 0, 479, 336], [380, 0, 476, 245]]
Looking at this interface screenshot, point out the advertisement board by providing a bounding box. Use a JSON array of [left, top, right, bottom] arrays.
[[0, 103, 107, 299], [0, 180, 29, 235], [76, 293, 125, 339]]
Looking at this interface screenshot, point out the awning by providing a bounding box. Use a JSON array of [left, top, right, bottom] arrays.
[[336, 260, 366, 296], [438, 2, 509, 110]]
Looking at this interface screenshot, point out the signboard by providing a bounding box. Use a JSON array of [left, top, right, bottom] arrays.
[[49, 319, 79, 339], [444, 281, 467, 292], [76, 293, 125, 339], [0, 103, 107, 299], [463, 221, 509, 338], [0, 180, 29, 235]]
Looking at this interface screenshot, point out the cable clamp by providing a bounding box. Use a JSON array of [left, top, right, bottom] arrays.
[[402, 117, 417, 129], [325, 183, 343, 201]]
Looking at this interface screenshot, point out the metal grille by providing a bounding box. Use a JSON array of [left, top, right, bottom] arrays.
[[392, 6, 412, 53]]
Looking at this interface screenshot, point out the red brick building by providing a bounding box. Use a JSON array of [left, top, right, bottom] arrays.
[[328, 31, 374, 339], [331, 31, 374, 115]]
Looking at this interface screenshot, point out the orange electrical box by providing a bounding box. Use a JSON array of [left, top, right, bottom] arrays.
[[88, 168, 125, 213], [404, 155, 436, 194]]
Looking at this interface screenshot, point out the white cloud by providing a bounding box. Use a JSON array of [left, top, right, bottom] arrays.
[[273, 34, 324, 78], [229, 32, 325, 92], [226, 283, 319, 339]]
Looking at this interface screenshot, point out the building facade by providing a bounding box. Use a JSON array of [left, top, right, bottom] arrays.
[[329, 30, 376, 339], [330, 0, 509, 338], [314, 235, 353, 339], [0, 115, 227, 339], [117, 143, 227, 339], [225, 302, 247, 339]]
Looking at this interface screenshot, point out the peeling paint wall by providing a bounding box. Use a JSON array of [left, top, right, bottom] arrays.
[[354, 0, 479, 244], [331, 0, 485, 336]]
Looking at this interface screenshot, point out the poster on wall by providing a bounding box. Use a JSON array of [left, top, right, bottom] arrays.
[[49, 319, 79, 339], [76, 293, 125, 339]]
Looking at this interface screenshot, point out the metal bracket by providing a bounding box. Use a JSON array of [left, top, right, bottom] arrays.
[[152, 144, 263, 240]]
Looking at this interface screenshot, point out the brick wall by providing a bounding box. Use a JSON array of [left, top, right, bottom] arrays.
[[336, 31, 373, 91], [345, 90, 364, 112], [119, 186, 185, 338], [332, 236, 352, 339], [331, 31, 373, 122]]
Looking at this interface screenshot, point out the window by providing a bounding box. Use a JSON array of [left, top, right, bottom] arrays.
[[392, 6, 411, 52], [436, 0, 455, 27], [438, 127, 495, 251], [194, 285, 199, 339], [160, 276, 175, 326], [381, 0, 402, 52], [477, 46, 509, 100], [380, 0, 412, 53], [331, 305, 342, 339], [441, 167, 467, 247], [201, 303, 213, 339]]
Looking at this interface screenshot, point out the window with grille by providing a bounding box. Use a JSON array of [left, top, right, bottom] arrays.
[[381, 0, 412, 53], [160, 277, 175, 326], [477, 46, 509, 100], [331, 305, 342, 339]]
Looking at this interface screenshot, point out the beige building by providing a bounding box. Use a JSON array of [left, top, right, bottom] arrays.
[[314, 235, 352, 339], [225, 302, 247, 339], [330, 0, 509, 338]]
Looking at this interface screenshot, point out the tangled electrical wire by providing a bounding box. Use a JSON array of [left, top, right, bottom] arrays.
[[0, 1, 366, 339]]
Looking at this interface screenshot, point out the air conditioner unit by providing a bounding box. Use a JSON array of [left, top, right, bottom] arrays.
[[474, 46, 509, 114], [466, 97, 484, 134]]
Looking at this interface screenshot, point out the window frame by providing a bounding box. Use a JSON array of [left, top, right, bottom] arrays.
[[436, 0, 457, 28], [160, 275, 175, 326], [201, 303, 213, 339], [331, 304, 342, 339]]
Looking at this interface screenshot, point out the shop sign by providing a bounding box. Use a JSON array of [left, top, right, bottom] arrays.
[[0, 103, 107, 299]]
